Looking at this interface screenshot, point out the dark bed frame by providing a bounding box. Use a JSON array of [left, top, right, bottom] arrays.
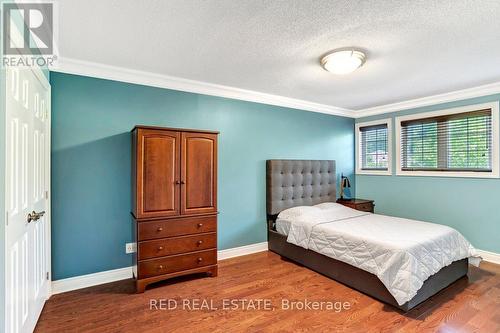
[[266, 160, 468, 312]]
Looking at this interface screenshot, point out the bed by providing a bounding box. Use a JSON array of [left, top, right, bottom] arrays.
[[266, 159, 479, 311]]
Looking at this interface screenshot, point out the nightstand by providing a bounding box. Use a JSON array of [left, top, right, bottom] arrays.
[[336, 198, 375, 213]]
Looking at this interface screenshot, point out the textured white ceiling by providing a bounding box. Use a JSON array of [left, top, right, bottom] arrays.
[[58, 0, 500, 110]]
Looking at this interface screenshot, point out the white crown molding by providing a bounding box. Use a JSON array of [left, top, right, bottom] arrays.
[[50, 58, 500, 119], [355, 81, 500, 118], [51, 241, 269, 295], [50, 57, 354, 117]]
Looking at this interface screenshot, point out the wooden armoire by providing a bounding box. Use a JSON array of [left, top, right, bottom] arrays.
[[131, 125, 218, 292]]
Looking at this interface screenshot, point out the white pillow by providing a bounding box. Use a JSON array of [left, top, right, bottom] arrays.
[[314, 202, 345, 210], [277, 206, 319, 220], [315, 202, 362, 215]]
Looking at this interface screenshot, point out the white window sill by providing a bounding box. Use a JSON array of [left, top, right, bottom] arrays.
[[395, 170, 499, 179], [356, 169, 392, 176]]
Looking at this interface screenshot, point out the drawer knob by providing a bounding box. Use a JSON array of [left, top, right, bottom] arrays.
[[157, 227, 163, 232], [197, 223, 203, 228], [158, 265, 165, 270], [197, 257, 203, 263], [158, 246, 164, 251], [197, 240, 203, 245]]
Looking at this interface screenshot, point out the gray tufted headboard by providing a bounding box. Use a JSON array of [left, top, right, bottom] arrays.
[[266, 160, 337, 216]]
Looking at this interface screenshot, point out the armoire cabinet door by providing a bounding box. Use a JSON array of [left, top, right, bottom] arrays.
[[136, 129, 180, 218], [181, 132, 218, 215]]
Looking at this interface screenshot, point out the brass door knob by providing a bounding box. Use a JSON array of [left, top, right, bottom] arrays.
[[158, 246, 164, 251], [175, 180, 180, 185], [27, 212, 35, 223], [197, 223, 203, 228], [158, 265, 164, 270], [27, 210, 45, 223], [197, 240, 203, 245], [157, 227, 163, 232], [180, 180, 185, 184], [197, 258, 203, 263]]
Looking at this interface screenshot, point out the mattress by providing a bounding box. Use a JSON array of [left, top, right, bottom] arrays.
[[277, 203, 480, 305]]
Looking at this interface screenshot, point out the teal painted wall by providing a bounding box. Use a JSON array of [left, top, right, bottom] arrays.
[[356, 94, 500, 253], [50, 72, 355, 280]]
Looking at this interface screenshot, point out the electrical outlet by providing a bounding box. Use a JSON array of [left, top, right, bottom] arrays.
[[125, 242, 136, 254]]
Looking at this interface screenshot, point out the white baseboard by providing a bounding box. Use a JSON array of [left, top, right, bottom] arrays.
[[51, 241, 269, 295], [477, 249, 500, 265], [51, 266, 133, 295], [51, 243, 498, 296], [218, 241, 268, 260]]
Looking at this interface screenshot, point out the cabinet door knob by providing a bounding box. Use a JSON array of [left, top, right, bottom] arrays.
[[158, 265, 164, 270], [175, 180, 180, 185], [197, 240, 203, 245], [180, 180, 185, 184], [158, 246, 164, 251], [197, 223, 203, 228], [157, 227, 163, 232], [197, 258, 203, 263]]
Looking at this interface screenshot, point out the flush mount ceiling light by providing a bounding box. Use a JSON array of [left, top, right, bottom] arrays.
[[321, 49, 366, 75]]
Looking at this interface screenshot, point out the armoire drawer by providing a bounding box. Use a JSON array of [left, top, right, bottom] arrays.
[[138, 249, 217, 279], [138, 233, 216, 260], [138, 216, 217, 241]]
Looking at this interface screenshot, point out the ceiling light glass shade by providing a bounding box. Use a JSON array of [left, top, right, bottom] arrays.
[[321, 50, 366, 75]]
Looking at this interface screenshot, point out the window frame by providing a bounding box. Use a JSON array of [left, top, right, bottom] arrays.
[[395, 102, 499, 178], [355, 118, 392, 175]]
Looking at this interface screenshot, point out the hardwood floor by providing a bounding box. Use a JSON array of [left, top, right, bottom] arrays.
[[36, 251, 500, 333]]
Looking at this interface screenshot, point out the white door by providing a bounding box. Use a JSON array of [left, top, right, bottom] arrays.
[[5, 65, 51, 333]]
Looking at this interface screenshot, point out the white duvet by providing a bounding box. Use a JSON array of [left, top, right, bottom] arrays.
[[279, 203, 481, 305]]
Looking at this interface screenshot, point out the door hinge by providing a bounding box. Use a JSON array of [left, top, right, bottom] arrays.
[[46, 272, 49, 280], [5, 212, 8, 226], [45, 191, 49, 200]]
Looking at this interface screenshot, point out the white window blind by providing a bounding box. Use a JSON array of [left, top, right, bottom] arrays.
[[400, 109, 492, 172], [360, 124, 389, 170]]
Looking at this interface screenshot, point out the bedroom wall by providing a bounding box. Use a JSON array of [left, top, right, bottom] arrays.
[[356, 93, 500, 254], [50, 72, 355, 280]]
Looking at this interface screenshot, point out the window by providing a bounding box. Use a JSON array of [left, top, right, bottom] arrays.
[[396, 102, 499, 178], [355, 119, 392, 175], [361, 125, 388, 170]]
